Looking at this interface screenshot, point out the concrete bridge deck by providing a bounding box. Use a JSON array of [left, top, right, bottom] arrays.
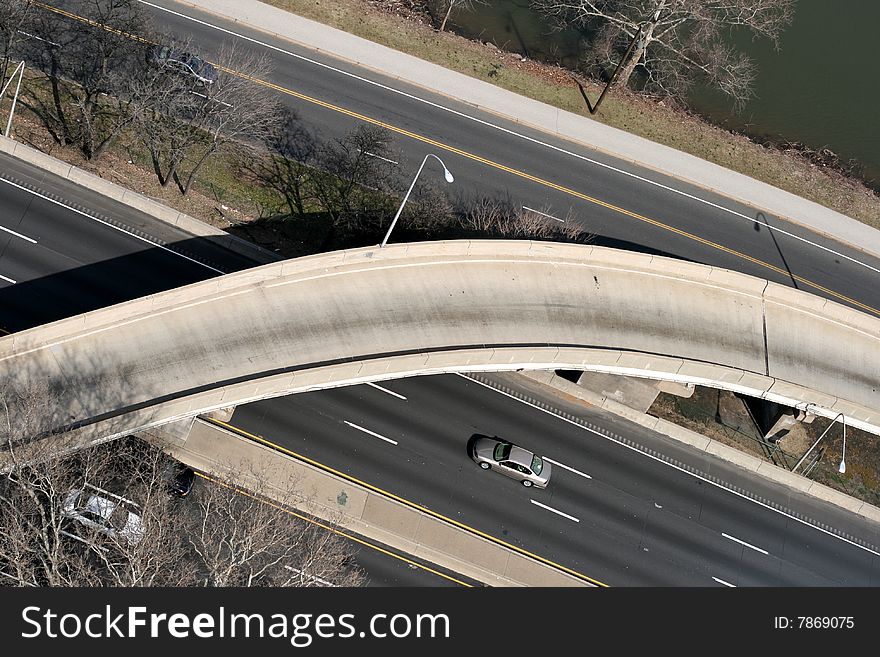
[[2, 240, 878, 452]]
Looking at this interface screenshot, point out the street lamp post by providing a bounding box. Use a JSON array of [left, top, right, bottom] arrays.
[[380, 153, 453, 248], [1, 61, 25, 138], [792, 411, 846, 474]]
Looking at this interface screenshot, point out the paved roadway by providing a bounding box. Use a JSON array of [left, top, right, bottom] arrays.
[[335, 527, 479, 587], [0, 152, 259, 334], [230, 374, 880, 587], [131, 0, 880, 318], [3, 2, 880, 585], [0, 157, 477, 587]]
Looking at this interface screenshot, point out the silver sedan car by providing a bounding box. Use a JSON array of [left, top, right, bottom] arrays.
[[469, 435, 552, 488]]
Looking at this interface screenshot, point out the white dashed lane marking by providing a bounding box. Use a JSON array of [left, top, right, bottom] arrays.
[[530, 499, 579, 523], [544, 457, 591, 480], [343, 420, 398, 446], [722, 533, 768, 555]]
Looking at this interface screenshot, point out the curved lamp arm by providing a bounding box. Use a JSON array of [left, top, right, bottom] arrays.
[[380, 153, 453, 248]]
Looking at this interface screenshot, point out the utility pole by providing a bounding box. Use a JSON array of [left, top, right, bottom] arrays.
[[1, 60, 25, 138]]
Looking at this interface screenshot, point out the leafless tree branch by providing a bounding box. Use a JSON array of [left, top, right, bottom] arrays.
[[532, 0, 796, 107]]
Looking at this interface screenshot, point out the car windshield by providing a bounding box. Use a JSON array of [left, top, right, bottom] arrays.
[[531, 454, 543, 476], [493, 441, 512, 461]]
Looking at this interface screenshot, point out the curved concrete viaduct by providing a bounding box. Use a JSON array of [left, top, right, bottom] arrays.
[[2, 241, 879, 452]]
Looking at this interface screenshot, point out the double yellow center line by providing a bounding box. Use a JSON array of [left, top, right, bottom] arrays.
[[34, 1, 880, 318], [208, 417, 607, 587], [195, 469, 476, 587]]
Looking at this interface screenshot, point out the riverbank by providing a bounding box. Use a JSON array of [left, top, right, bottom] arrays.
[[259, 0, 880, 229]]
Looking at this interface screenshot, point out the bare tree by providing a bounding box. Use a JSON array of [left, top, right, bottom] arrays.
[[184, 472, 364, 587], [0, 0, 33, 92], [309, 124, 399, 246], [246, 117, 460, 246], [0, 411, 195, 587], [137, 42, 283, 195], [429, 0, 487, 32], [1, 387, 364, 588], [242, 110, 319, 218], [22, 0, 150, 158], [460, 197, 594, 242], [531, 0, 796, 106], [399, 179, 457, 235]]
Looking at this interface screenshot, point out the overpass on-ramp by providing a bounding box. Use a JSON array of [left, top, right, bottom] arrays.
[[2, 240, 879, 454]]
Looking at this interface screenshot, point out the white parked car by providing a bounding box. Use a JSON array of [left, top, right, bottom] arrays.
[[61, 483, 145, 546]]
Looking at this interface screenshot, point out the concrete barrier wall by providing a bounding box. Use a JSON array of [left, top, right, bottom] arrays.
[[1, 241, 878, 449]]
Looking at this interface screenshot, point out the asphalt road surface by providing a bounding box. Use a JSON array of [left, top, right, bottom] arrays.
[[230, 374, 880, 587], [347, 531, 481, 587], [132, 0, 880, 318], [0, 152, 259, 333], [3, 2, 880, 586]]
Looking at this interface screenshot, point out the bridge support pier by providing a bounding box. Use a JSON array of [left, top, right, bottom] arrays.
[[137, 407, 237, 446], [741, 399, 816, 443], [569, 370, 694, 414]]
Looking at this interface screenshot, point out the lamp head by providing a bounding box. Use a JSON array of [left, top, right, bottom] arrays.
[[443, 169, 454, 184], [838, 461, 846, 474]]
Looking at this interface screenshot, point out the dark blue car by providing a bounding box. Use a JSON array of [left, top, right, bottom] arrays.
[[149, 45, 218, 85]]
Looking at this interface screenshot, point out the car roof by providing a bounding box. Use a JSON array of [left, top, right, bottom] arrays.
[[83, 494, 118, 520], [508, 446, 535, 467]]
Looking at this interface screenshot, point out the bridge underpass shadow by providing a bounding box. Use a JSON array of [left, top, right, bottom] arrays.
[[587, 235, 697, 262], [0, 230, 701, 337], [0, 236, 267, 335]]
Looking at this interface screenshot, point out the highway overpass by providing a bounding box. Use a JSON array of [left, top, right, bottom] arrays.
[[2, 240, 878, 456]]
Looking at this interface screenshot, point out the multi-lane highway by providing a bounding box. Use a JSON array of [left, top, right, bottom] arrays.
[[2, 0, 880, 585], [0, 152, 481, 586], [9, 0, 880, 321], [229, 373, 880, 586], [0, 152, 258, 333]]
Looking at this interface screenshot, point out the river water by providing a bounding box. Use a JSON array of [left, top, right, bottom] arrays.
[[446, 0, 880, 186]]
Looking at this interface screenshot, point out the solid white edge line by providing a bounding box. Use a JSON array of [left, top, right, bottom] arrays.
[[456, 373, 880, 558], [544, 457, 591, 479], [366, 382, 408, 400], [722, 532, 769, 555], [137, 0, 880, 278], [0, 177, 224, 274], [522, 205, 564, 223], [0, 224, 37, 243], [530, 499, 579, 523], [343, 420, 398, 445], [712, 576, 736, 587], [0, 273, 16, 284]]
